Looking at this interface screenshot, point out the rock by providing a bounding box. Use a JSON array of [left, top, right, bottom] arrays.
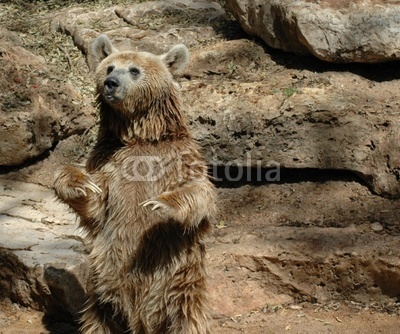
[[0, 178, 88, 316], [51, 0, 226, 57], [0, 30, 95, 166], [183, 42, 400, 197], [209, 217, 400, 307], [225, 0, 400, 63], [116, 0, 226, 26], [370, 222, 384, 232]]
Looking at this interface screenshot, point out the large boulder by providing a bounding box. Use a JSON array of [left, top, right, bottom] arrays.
[[226, 0, 400, 63], [0, 29, 95, 166]]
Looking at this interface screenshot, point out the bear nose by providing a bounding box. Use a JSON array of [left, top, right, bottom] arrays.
[[104, 77, 120, 94]]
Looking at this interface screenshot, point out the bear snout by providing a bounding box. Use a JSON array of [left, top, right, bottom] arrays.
[[104, 77, 120, 95]]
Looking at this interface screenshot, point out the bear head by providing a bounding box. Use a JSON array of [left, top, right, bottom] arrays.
[[87, 34, 190, 142]]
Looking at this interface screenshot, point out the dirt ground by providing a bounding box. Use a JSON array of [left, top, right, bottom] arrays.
[[1, 298, 400, 334], [2, 0, 400, 333]]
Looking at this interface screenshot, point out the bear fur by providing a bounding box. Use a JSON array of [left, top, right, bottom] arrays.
[[54, 34, 216, 334]]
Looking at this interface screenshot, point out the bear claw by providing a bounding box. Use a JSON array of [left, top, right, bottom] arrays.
[[86, 181, 102, 194], [140, 199, 168, 211], [73, 182, 102, 197], [76, 187, 87, 197]]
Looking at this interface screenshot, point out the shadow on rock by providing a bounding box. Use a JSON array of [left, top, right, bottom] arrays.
[[41, 265, 87, 333], [266, 41, 400, 82]]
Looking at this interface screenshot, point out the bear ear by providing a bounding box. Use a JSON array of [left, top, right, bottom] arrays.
[[87, 34, 119, 72], [161, 44, 189, 75]]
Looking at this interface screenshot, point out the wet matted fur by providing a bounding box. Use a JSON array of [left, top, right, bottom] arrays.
[[54, 34, 216, 334]]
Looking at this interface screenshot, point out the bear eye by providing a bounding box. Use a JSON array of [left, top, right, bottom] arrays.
[[129, 67, 140, 76], [106, 65, 115, 75]]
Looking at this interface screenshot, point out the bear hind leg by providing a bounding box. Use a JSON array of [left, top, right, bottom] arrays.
[[165, 291, 211, 334], [80, 295, 129, 334]]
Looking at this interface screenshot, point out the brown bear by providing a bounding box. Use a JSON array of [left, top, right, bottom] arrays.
[[54, 34, 216, 334]]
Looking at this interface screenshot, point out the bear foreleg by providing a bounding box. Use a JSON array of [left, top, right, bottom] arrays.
[[140, 180, 216, 228]]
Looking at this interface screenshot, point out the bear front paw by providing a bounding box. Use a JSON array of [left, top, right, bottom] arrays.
[[54, 165, 102, 201], [140, 197, 180, 221], [140, 195, 188, 224]]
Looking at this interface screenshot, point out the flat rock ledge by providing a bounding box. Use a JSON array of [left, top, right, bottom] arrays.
[[0, 178, 88, 317], [226, 0, 400, 63]]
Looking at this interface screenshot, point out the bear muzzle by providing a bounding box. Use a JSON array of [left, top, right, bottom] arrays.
[[104, 76, 120, 96]]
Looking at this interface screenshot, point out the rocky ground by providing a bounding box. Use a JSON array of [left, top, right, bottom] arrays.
[[1, 0, 400, 333]]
